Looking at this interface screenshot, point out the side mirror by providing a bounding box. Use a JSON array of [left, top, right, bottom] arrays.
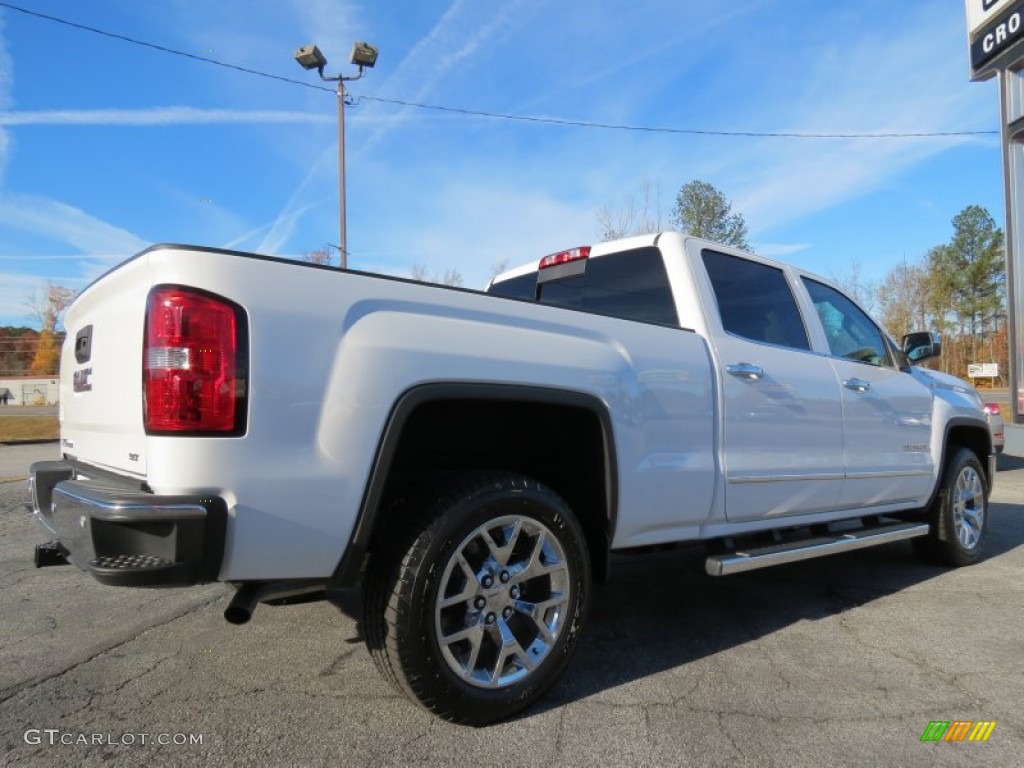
[[902, 331, 942, 363]]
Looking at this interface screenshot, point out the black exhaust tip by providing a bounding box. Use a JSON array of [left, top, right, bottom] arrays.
[[224, 582, 260, 625], [224, 580, 327, 625], [223, 604, 253, 625]]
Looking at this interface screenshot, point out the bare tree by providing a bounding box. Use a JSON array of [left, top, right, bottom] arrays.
[[596, 179, 664, 241], [596, 197, 638, 241], [488, 259, 510, 282], [440, 268, 464, 288], [829, 258, 876, 312], [300, 246, 335, 266], [409, 263, 465, 287], [876, 257, 930, 338], [25, 281, 76, 333]]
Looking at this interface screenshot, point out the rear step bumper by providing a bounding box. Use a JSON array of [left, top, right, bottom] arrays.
[[28, 460, 227, 587], [705, 522, 930, 576]]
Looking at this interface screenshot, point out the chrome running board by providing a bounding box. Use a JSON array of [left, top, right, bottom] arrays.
[[705, 522, 930, 576]]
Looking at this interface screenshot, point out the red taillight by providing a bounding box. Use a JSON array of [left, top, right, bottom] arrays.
[[144, 286, 246, 434], [983, 403, 1001, 416], [538, 246, 590, 269]]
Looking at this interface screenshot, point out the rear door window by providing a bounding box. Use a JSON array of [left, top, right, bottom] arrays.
[[702, 250, 810, 350]]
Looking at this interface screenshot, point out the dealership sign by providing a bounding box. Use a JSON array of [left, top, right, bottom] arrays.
[[967, 363, 1000, 378], [967, 0, 1024, 425], [968, 0, 1024, 78], [967, 0, 1016, 36]]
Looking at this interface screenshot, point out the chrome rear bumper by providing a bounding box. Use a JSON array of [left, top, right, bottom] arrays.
[[28, 460, 226, 587]]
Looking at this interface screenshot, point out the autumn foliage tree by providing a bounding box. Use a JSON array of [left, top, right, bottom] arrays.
[[28, 331, 61, 376], [23, 282, 76, 376], [0, 327, 38, 376]]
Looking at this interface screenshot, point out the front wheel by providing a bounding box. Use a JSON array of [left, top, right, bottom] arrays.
[[363, 472, 591, 725], [913, 447, 989, 567]]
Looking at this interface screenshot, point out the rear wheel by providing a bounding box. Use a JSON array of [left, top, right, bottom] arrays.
[[913, 447, 988, 567], [363, 472, 590, 725]]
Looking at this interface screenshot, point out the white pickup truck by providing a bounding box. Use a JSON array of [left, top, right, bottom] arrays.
[[29, 232, 994, 725]]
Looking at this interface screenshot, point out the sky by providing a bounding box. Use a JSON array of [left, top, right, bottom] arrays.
[[0, 0, 1008, 328]]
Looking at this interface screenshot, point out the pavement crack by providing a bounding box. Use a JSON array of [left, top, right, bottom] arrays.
[[718, 711, 746, 760], [394, 721, 433, 753], [834, 611, 989, 710], [319, 647, 357, 677], [0, 592, 225, 703], [553, 703, 568, 756]]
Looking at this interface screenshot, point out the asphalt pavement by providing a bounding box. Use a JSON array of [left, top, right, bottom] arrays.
[[1, 443, 1022, 767], [0, 443, 58, 482]]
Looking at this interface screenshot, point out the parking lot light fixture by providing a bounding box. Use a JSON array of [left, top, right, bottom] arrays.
[[293, 41, 378, 270]]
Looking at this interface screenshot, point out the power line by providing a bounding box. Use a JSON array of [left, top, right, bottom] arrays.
[[0, 2, 333, 92], [356, 94, 997, 138], [0, 1, 1000, 139]]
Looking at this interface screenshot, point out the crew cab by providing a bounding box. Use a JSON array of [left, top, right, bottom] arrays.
[[28, 232, 994, 725]]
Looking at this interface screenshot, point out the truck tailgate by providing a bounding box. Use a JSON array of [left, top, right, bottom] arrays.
[[60, 256, 150, 477]]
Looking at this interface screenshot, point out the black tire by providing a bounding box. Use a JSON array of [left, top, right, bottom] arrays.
[[913, 447, 989, 567], [363, 472, 591, 725]]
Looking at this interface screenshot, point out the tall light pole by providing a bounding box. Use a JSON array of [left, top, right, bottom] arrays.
[[294, 42, 378, 270]]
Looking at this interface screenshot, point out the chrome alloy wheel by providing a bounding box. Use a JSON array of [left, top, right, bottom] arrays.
[[434, 515, 570, 689], [952, 465, 985, 550]]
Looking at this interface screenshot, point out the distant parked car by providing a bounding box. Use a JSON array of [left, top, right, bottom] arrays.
[[984, 403, 1005, 455]]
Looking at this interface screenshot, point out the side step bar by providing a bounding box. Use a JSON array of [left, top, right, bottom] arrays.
[[705, 522, 930, 576]]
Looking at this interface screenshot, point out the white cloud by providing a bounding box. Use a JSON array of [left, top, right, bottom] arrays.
[[754, 243, 812, 259], [261, 0, 540, 257], [719, 6, 997, 235], [0, 272, 45, 325], [0, 14, 10, 110], [357, 179, 596, 289], [0, 0, 1004, 317], [288, 0, 362, 59], [256, 199, 328, 254], [0, 253, 90, 261], [0, 13, 12, 186], [733, 136, 972, 235], [356, 0, 532, 150], [220, 220, 276, 251], [0, 195, 146, 258], [0, 271, 85, 326], [0, 107, 335, 126], [256, 143, 337, 254]]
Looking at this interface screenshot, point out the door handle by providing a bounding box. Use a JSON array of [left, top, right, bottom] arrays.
[[843, 378, 871, 393], [727, 363, 764, 380]]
